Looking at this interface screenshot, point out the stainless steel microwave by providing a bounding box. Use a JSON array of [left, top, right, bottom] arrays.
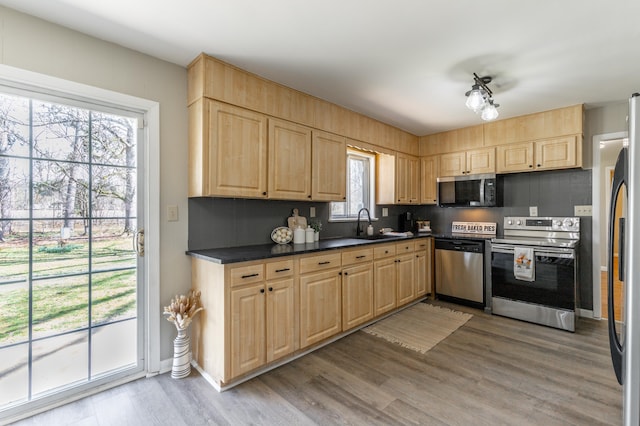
[[437, 173, 501, 207]]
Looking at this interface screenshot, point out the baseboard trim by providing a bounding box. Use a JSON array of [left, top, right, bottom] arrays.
[[578, 308, 595, 319]]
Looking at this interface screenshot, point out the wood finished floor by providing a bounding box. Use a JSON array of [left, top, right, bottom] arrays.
[[11, 301, 622, 426]]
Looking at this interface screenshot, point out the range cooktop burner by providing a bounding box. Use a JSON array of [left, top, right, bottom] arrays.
[[491, 216, 580, 249]]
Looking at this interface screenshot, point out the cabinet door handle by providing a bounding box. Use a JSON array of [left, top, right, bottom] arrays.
[[242, 273, 260, 279], [318, 261, 331, 265], [537, 164, 541, 167], [268, 287, 273, 292], [344, 272, 348, 275], [384, 250, 389, 254], [529, 164, 533, 168], [262, 191, 267, 196], [275, 268, 290, 273], [356, 255, 366, 259], [260, 288, 265, 294]]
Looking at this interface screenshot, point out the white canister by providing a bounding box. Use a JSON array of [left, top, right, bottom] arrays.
[[293, 227, 305, 244], [367, 225, 374, 236], [305, 226, 315, 243]]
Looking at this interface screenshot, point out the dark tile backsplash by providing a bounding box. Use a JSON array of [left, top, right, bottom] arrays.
[[188, 168, 593, 310]]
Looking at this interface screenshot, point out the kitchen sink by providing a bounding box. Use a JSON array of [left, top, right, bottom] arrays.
[[354, 234, 400, 240]]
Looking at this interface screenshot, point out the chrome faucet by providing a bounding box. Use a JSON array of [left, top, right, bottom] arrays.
[[356, 208, 372, 237]]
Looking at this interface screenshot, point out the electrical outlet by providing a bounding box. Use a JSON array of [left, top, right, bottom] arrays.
[[574, 205, 593, 216], [382, 207, 388, 217], [309, 207, 316, 218], [529, 206, 538, 217], [167, 205, 179, 222]]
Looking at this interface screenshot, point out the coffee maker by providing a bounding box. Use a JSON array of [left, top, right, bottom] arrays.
[[398, 212, 417, 232]]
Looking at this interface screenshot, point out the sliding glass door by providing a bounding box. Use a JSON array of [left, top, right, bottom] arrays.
[[0, 90, 144, 414]]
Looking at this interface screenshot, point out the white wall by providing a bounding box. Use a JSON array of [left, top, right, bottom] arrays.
[[0, 5, 190, 362]]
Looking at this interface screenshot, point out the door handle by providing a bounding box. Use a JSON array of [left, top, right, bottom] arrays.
[[134, 228, 145, 257], [607, 147, 626, 385]]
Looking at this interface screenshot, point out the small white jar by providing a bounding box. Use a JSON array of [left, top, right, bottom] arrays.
[[305, 226, 315, 243], [293, 227, 305, 244]]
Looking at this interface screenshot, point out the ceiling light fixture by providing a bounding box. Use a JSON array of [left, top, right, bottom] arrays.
[[465, 73, 500, 121]]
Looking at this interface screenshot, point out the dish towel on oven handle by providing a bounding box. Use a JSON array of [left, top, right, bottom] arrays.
[[514, 247, 535, 281]]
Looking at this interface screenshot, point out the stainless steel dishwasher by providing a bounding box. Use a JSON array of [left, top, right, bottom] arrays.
[[435, 238, 485, 308]]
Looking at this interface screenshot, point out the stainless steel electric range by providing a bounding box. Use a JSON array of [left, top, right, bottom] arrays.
[[490, 217, 580, 332]]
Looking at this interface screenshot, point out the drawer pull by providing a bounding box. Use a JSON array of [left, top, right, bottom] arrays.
[[260, 288, 265, 294], [356, 255, 366, 259], [275, 268, 291, 273], [241, 273, 260, 279], [318, 261, 331, 265]]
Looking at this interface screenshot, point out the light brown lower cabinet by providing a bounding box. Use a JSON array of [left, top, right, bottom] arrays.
[[341, 263, 374, 331], [396, 253, 416, 306], [374, 257, 397, 316], [414, 239, 432, 297], [190, 237, 432, 390], [299, 268, 342, 348]]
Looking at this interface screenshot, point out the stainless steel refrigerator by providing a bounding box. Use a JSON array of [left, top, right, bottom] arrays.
[[608, 93, 640, 425]]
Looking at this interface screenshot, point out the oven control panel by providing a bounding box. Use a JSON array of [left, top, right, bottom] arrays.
[[504, 216, 580, 232]]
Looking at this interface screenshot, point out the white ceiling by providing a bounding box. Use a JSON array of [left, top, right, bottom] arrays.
[[1, 0, 639, 135]]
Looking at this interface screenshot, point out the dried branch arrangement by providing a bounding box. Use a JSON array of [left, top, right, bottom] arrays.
[[163, 290, 203, 331]]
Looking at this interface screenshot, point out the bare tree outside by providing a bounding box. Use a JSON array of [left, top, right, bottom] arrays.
[[0, 92, 140, 408]]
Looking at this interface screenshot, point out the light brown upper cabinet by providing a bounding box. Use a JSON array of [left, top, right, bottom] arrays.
[[439, 147, 495, 177], [396, 153, 420, 204], [268, 118, 312, 200], [483, 104, 583, 147], [420, 155, 439, 205], [496, 136, 581, 173], [189, 99, 268, 198], [312, 130, 347, 201]]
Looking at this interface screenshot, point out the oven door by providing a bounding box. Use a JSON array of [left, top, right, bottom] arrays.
[[491, 244, 576, 310]]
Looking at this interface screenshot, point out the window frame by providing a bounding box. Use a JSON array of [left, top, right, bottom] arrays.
[[329, 148, 377, 222]]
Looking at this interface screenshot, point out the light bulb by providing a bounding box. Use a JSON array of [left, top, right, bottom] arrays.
[[465, 87, 486, 112], [481, 102, 499, 121]]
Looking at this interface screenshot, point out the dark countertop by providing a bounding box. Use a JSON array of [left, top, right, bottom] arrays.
[[187, 233, 432, 264]]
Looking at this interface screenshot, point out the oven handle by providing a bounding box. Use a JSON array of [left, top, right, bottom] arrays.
[[491, 245, 575, 259]]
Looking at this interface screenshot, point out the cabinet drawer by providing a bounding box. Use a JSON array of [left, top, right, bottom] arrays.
[[342, 247, 374, 266], [396, 241, 415, 254], [414, 239, 430, 252], [265, 259, 294, 280], [299, 252, 341, 274], [374, 243, 396, 259], [229, 264, 265, 287]]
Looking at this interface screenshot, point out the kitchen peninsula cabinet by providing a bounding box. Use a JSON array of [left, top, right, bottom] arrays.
[[189, 99, 268, 198], [189, 236, 431, 390], [229, 259, 296, 377]]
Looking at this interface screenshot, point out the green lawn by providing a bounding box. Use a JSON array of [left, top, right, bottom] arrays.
[[0, 235, 137, 346]]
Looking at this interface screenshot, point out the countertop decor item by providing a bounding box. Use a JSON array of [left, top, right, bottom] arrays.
[[163, 290, 203, 379], [310, 220, 322, 241], [271, 226, 293, 244]]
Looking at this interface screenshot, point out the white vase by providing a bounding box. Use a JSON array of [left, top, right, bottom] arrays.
[[171, 327, 191, 379], [314, 231, 319, 241]]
